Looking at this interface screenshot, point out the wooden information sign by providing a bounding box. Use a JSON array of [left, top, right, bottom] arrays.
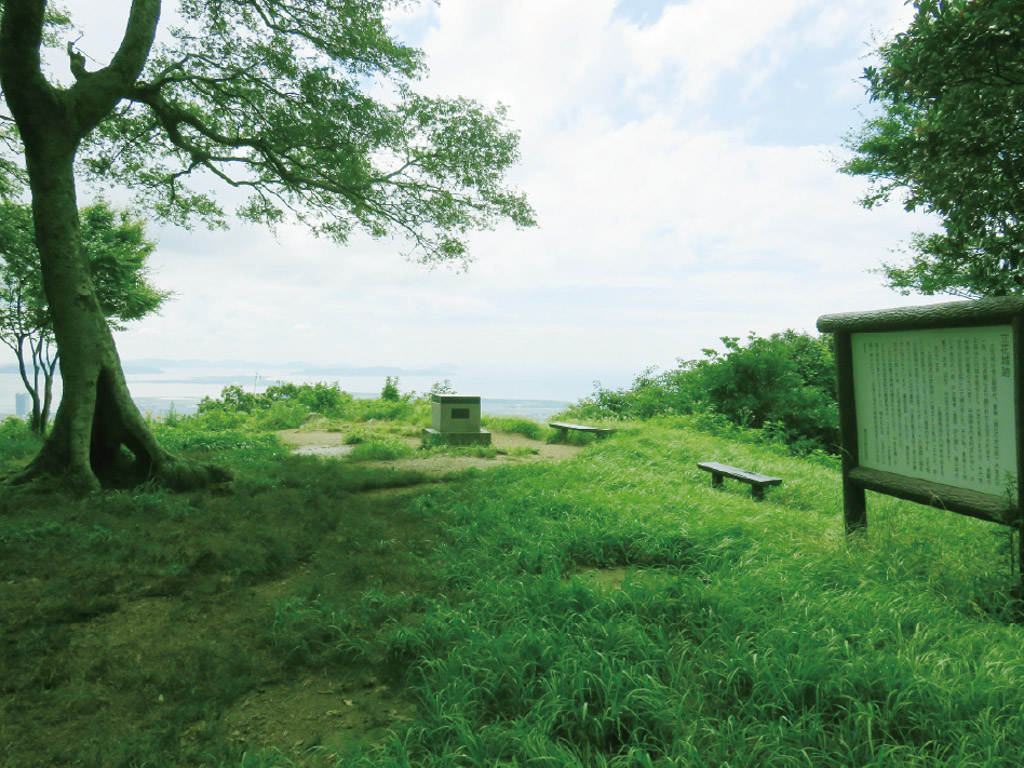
[[817, 298, 1024, 564]]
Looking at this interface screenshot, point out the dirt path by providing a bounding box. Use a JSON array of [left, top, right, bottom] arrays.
[[276, 428, 582, 479]]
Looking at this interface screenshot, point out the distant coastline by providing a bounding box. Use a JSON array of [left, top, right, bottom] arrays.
[[129, 394, 569, 423], [0, 358, 584, 421]]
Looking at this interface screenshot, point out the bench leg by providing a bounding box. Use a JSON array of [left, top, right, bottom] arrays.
[[710, 473, 723, 489], [751, 485, 765, 501]]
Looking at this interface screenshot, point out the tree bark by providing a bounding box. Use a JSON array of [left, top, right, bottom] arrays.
[[0, 0, 220, 491], [14, 335, 40, 433], [40, 352, 56, 434], [18, 141, 175, 490]]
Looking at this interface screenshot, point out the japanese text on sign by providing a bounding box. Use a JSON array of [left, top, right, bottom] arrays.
[[851, 326, 1017, 500]]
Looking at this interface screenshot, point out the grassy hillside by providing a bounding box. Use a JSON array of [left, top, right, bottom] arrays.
[[1, 414, 1021, 767]]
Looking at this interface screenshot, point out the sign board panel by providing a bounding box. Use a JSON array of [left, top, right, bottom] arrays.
[[817, 297, 1024, 539], [851, 326, 1017, 500]]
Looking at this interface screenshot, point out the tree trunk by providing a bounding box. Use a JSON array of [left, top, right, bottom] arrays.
[[13, 335, 44, 434], [15, 143, 183, 491], [0, 0, 210, 491], [40, 354, 57, 434]]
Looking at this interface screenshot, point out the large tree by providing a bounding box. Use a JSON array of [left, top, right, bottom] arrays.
[[1, 199, 169, 434], [0, 1, 533, 491], [842, 0, 1024, 298]]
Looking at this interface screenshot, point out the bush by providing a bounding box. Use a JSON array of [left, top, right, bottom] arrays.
[[197, 381, 355, 421], [198, 380, 428, 426], [563, 330, 839, 454], [690, 331, 838, 450], [0, 416, 41, 466], [380, 376, 401, 402], [351, 397, 429, 424], [262, 381, 354, 415], [254, 401, 307, 430], [482, 415, 546, 440]]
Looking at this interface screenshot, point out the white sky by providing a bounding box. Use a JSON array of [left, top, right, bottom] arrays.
[[41, 0, 938, 400]]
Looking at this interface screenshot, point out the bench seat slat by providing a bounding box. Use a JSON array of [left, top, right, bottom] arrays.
[[697, 461, 782, 486], [697, 462, 782, 500], [549, 421, 616, 434]]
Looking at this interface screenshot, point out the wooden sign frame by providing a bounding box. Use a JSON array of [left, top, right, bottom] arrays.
[[817, 298, 1024, 558]]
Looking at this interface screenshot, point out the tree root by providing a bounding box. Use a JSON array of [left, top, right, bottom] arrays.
[[154, 459, 232, 492], [4, 459, 101, 494], [2, 453, 232, 494]]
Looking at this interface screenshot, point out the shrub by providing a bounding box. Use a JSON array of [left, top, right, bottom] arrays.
[[262, 381, 354, 416], [690, 331, 838, 450], [194, 380, 435, 436], [482, 415, 546, 440], [380, 376, 401, 402], [0, 416, 41, 463], [254, 401, 307, 430], [198, 381, 354, 421], [562, 330, 839, 454]]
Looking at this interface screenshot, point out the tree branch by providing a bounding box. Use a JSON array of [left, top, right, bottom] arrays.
[[68, 0, 162, 133], [0, 0, 59, 131]]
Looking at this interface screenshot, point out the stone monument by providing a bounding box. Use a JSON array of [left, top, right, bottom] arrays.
[[423, 395, 491, 446]]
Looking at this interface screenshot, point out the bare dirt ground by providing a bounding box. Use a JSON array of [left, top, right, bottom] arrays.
[[1, 425, 589, 767], [276, 428, 582, 478]]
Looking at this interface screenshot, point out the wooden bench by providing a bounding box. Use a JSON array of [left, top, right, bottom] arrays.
[[697, 461, 782, 501], [549, 421, 616, 440]]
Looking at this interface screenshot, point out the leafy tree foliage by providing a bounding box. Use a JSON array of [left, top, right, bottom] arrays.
[[195, 380, 425, 429], [380, 375, 402, 402], [575, 331, 838, 454], [0, 200, 169, 433], [197, 381, 354, 417], [843, 0, 1024, 298], [75, 0, 534, 260], [0, 0, 533, 491]]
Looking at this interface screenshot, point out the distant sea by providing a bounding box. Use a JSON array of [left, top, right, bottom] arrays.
[[0, 361, 574, 423]]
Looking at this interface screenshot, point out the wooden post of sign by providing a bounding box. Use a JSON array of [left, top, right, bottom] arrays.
[[833, 329, 866, 534], [819, 297, 1024, 590], [1015, 316, 1024, 585]]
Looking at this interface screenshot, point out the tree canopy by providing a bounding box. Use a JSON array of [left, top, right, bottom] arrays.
[[842, 0, 1024, 298], [0, 0, 534, 491], [68, 0, 533, 261], [0, 199, 169, 433]]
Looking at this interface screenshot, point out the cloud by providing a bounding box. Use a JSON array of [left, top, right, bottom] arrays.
[[77, 0, 942, 400]]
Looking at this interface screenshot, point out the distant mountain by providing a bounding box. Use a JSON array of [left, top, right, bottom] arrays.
[[292, 363, 460, 377], [128, 375, 262, 385], [1, 361, 162, 374], [122, 363, 166, 374], [122, 358, 307, 370]]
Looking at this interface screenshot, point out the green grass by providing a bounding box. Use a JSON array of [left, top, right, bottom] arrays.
[[481, 414, 549, 440], [0, 418, 440, 767], [264, 595, 366, 669], [2, 415, 1023, 767], [423, 443, 499, 459], [363, 420, 1024, 767], [347, 435, 417, 461], [504, 445, 540, 457]]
